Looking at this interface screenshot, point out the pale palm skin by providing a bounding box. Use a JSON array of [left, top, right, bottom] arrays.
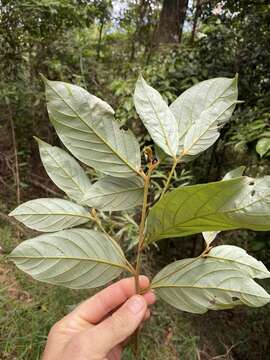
[[42, 276, 156, 360]]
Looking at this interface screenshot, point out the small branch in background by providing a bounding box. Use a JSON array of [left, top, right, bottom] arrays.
[[7, 104, 20, 205], [0, 211, 29, 237], [96, 18, 104, 60], [28, 178, 62, 197]]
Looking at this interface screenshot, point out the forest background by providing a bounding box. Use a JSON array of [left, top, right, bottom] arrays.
[[0, 0, 270, 359]]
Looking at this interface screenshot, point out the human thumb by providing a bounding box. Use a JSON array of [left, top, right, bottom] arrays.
[[82, 295, 147, 356]]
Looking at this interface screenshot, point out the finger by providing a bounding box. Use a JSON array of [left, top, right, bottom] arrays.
[[71, 276, 149, 324], [143, 291, 156, 305], [81, 295, 147, 356], [144, 308, 151, 321]]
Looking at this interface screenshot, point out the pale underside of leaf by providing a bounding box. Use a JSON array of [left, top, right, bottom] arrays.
[[223, 166, 246, 180], [36, 137, 91, 203], [134, 75, 178, 157], [202, 231, 219, 246], [146, 176, 270, 243], [44, 78, 141, 178], [152, 255, 270, 314], [206, 245, 270, 279], [170, 77, 238, 157], [9, 228, 128, 289], [82, 176, 144, 211], [9, 198, 90, 232]]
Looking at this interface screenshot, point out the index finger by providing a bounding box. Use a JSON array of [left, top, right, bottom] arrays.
[[71, 276, 150, 324]]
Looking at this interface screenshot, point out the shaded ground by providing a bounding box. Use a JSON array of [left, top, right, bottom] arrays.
[[1, 222, 270, 360]]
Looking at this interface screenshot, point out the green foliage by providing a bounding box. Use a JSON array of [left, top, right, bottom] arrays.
[[8, 75, 270, 330], [1, 1, 269, 357], [146, 176, 270, 242]]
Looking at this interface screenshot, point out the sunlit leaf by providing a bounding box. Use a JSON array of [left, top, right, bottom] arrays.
[[170, 76, 238, 157], [223, 166, 246, 180], [43, 77, 141, 178], [134, 75, 178, 157], [203, 166, 246, 243], [82, 176, 144, 211], [256, 137, 270, 158], [9, 229, 129, 289], [35, 137, 91, 203], [146, 176, 270, 243], [152, 253, 270, 314], [9, 198, 90, 232]]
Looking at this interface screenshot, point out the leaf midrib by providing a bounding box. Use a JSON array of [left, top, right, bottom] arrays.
[[13, 212, 91, 220], [10, 255, 129, 271], [150, 179, 270, 240], [45, 146, 87, 197], [206, 254, 270, 277], [141, 80, 176, 156], [178, 78, 236, 142], [183, 101, 237, 155], [151, 283, 270, 299], [47, 81, 141, 177]]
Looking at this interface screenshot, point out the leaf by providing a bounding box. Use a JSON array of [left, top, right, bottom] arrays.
[[223, 166, 246, 180], [134, 75, 178, 157], [82, 176, 144, 211], [9, 228, 128, 289], [203, 166, 246, 244], [256, 137, 270, 158], [35, 137, 91, 203], [145, 176, 270, 243], [151, 255, 270, 314], [170, 76, 238, 157], [43, 77, 141, 178], [206, 245, 270, 279], [9, 198, 90, 232], [202, 231, 219, 246]]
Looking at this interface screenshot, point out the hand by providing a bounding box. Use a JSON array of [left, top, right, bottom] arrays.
[[42, 276, 156, 360]]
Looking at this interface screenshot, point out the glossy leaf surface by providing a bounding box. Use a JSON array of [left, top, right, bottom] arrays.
[[82, 176, 144, 211], [36, 138, 91, 202], [134, 75, 178, 157], [43, 78, 141, 178], [9, 198, 90, 232], [9, 229, 128, 289], [146, 176, 270, 243]]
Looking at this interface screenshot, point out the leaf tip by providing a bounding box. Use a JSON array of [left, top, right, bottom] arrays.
[[39, 73, 48, 83], [8, 209, 15, 217], [137, 73, 146, 86], [33, 135, 41, 143]]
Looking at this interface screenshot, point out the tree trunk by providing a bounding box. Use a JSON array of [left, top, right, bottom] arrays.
[[155, 0, 188, 44], [190, 0, 202, 44]]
